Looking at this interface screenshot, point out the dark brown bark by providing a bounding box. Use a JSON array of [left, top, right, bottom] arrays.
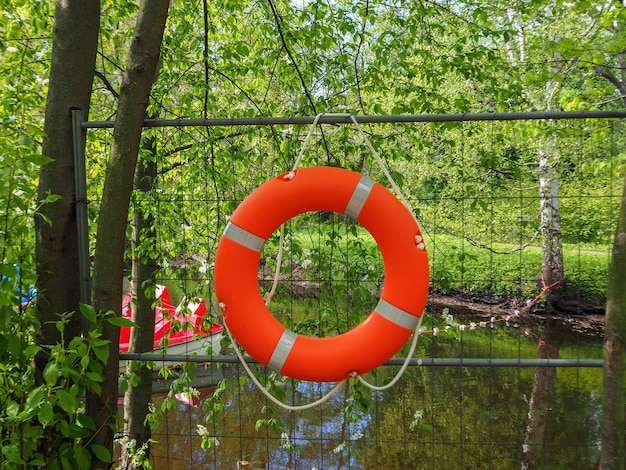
[[600, 169, 626, 470], [594, 48, 626, 470], [34, 0, 100, 381], [120, 135, 159, 470], [88, 1, 170, 467]]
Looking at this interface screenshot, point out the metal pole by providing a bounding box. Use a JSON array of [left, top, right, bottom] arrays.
[[72, 109, 91, 307], [83, 109, 626, 129], [118, 353, 604, 368]]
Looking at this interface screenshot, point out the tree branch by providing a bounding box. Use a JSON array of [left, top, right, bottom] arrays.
[[354, 0, 369, 112], [594, 63, 626, 107], [94, 70, 119, 99], [266, 0, 317, 115]]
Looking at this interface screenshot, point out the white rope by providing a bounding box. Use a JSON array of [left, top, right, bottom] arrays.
[[344, 115, 426, 391], [222, 316, 347, 411], [346, 115, 422, 227], [294, 113, 420, 225], [262, 223, 284, 307], [355, 315, 424, 391], [291, 112, 326, 171], [264, 112, 325, 306]]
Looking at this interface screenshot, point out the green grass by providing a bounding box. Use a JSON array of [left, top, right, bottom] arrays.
[[425, 232, 609, 300], [263, 223, 609, 302]]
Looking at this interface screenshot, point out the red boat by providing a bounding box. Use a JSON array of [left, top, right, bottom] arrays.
[[119, 285, 223, 364]]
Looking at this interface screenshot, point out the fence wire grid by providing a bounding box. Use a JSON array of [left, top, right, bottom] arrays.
[[80, 114, 625, 469]]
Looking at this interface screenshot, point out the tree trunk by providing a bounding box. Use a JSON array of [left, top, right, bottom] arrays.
[[120, 135, 159, 470], [88, 2, 170, 466], [600, 170, 626, 470], [594, 47, 626, 470], [538, 133, 565, 311], [521, 321, 565, 470], [34, 0, 100, 382]]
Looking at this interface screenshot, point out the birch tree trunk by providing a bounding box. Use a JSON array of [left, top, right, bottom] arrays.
[[88, 2, 170, 466], [538, 134, 565, 310]]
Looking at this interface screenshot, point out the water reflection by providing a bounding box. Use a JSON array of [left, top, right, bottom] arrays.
[[145, 331, 602, 469]]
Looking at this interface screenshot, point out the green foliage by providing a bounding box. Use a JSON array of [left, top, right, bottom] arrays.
[[0, 1, 51, 267], [0, 304, 112, 468]]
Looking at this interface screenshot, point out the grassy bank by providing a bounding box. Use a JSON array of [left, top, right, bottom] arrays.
[[268, 223, 610, 302]]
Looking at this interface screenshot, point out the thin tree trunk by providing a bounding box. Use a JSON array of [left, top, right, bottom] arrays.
[[538, 133, 565, 311], [34, 0, 100, 382], [600, 169, 626, 470], [88, 2, 170, 466], [120, 135, 159, 470]]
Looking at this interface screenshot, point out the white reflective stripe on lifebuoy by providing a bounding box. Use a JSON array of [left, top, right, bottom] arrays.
[[268, 329, 298, 372], [374, 298, 420, 331], [223, 221, 265, 252], [344, 175, 374, 219]]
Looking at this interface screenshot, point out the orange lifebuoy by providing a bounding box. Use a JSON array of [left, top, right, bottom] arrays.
[[214, 166, 429, 382]]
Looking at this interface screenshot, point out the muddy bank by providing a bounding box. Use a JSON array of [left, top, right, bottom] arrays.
[[426, 290, 605, 339]]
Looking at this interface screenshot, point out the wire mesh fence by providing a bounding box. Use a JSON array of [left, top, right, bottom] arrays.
[[86, 113, 624, 469]]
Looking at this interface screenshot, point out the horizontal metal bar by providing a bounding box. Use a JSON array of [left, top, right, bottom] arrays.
[[84, 110, 626, 129], [387, 358, 604, 368], [119, 353, 604, 368]]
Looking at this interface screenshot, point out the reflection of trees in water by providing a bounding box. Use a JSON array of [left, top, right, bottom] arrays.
[[360, 363, 527, 469], [521, 320, 564, 469], [360, 337, 602, 469], [145, 337, 602, 469], [148, 366, 366, 469]]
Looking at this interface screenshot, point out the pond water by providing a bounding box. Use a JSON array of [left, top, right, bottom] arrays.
[[141, 328, 603, 470]]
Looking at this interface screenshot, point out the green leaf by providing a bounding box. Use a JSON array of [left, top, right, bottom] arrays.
[[79, 303, 97, 324], [25, 385, 45, 410], [90, 445, 112, 463], [23, 343, 42, 358], [37, 402, 54, 427], [21, 424, 44, 439], [85, 371, 104, 382], [0, 263, 17, 276], [418, 423, 434, 434], [5, 400, 19, 418], [74, 445, 91, 470], [0, 333, 8, 357], [89, 382, 102, 396], [56, 389, 79, 415], [2, 444, 21, 463], [92, 343, 110, 365], [24, 152, 54, 166], [43, 362, 60, 386], [17, 133, 34, 148], [106, 316, 137, 328], [6, 333, 21, 358], [77, 413, 96, 431]]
